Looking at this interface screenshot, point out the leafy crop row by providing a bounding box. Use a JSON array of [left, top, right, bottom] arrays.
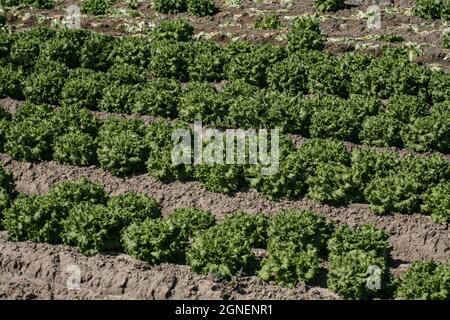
[[314, 0, 344, 12], [153, 0, 218, 16], [1, 24, 447, 154], [1, 180, 447, 300], [1, 105, 449, 222], [414, 0, 450, 20], [0, 0, 54, 9], [0, 162, 15, 227]]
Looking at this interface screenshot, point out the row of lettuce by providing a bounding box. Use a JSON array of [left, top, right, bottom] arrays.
[[0, 103, 449, 223], [415, 0, 450, 20], [0, 23, 449, 154], [0, 172, 448, 300], [0, 0, 353, 17], [0, 0, 218, 17]]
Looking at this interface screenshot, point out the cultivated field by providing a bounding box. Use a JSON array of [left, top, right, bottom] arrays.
[[0, 0, 449, 300]]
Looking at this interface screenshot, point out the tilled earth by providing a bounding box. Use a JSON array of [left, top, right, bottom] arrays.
[[0, 0, 449, 300], [0, 152, 448, 299]]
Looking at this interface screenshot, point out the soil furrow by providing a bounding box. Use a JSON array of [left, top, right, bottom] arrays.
[[0, 232, 338, 300], [1, 153, 448, 265]]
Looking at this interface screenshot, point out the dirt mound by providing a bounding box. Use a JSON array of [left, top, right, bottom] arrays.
[[1, 154, 449, 265], [0, 232, 338, 300]]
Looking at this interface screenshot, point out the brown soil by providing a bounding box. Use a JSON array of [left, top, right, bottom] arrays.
[[4, 0, 450, 68], [1, 0, 450, 300], [1, 153, 449, 266], [0, 232, 338, 299]]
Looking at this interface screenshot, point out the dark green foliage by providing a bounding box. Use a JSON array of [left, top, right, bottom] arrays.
[[61, 202, 122, 255], [151, 18, 194, 42], [287, 17, 325, 52], [414, 0, 447, 19], [0, 119, 9, 152], [266, 55, 308, 94], [108, 36, 152, 70], [80, 32, 115, 71], [246, 151, 307, 200], [0, 165, 15, 222], [258, 246, 319, 287], [401, 113, 450, 153], [51, 105, 99, 135], [244, 138, 306, 200], [258, 210, 331, 287], [166, 207, 215, 241], [298, 139, 351, 176], [399, 154, 450, 189], [0, 12, 5, 27], [185, 41, 224, 82], [364, 172, 422, 214], [350, 148, 401, 189], [3, 195, 63, 243], [309, 97, 367, 142], [23, 61, 68, 104], [5, 103, 56, 161], [153, 0, 186, 14], [0, 30, 13, 59], [186, 0, 217, 16], [307, 162, 359, 204], [221, 212, 268, 248], [327, 249, 390, 300], [131, 78, 181, 117], [0, 0, 20, 6], [145, 119, 194, 181], [53, 131, 97, 166], [377, 33, 405, 43], [315, 0, 345, 12], [47, 178, 107, 210], [164, 207, 216, 260], [421, 182, 450, 223], [192, 129, 245, 193], [360, 114, 403, 148], [431, 101, 450, 114], [81, 0, 112, 16], [149, 40, 187, 80], [107, 63, 146, 85], [179, 82, 224, 124], [98, 83, 136, 113], [222, 40, 253, 62], [122, 208, 215, 263], [350, 51, 431, 99], [122, 217, 185, 263], [27, 0, 55, 9], [429, 70, 450, 103], [386, 95, 430, 123], [0, 64, 24, 99], [107, 192, 161, 223], [254, 14, 281, 30], [223, 90, 265, 129], [266, 210, 332, 253], [327, 224, 390, 257], [224, 44, 285, 87], [96, 117, 148, 176], [194, 162, 244, 194], [60, 68, 106, 110], [186, 213, 266, 279], [396, 261, 450, 300], [10, 27, 55, 69], [306, 53, 350, 97], [40, 28, 89, 68], [264, 92, 309, 134], [338, 51, 373, 74]]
